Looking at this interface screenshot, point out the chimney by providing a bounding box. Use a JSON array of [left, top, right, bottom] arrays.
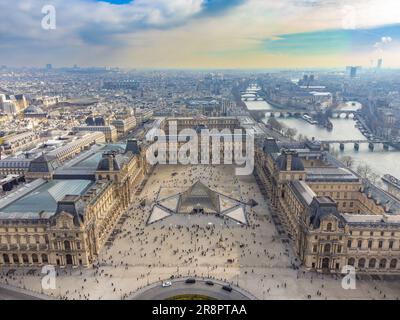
[[286, 153, 292, 171], [108, 154, 114, 172]]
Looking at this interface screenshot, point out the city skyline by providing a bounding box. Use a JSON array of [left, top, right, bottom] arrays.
[[2, 0, 400, 69]]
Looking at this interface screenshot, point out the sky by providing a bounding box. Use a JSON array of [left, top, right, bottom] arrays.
[[1, 0, 400, 68]]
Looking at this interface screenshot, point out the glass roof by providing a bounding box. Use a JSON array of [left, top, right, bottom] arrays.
[[0, 179, 92, 217]]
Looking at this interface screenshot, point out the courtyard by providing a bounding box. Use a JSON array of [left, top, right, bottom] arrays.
[[1, 164, 400, 300]]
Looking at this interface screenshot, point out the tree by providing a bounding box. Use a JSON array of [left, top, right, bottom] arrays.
[[356, 163, 371, 180], [341, 156, 354, 168], [285, 128, 298, 140], [356, 163, 379, 183], [267, 117, 283, 132]]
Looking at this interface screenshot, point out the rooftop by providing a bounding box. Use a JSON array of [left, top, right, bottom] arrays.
[[0, 179, 93, 219]]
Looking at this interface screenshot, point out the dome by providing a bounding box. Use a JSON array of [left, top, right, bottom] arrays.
[[275, 150, 304, 171], [24, 105, 44, 114]]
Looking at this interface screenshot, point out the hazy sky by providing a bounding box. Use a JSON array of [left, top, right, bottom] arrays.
[[2, 0, 400, 68]]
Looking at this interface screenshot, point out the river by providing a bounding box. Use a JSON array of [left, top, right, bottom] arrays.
[[241, 87, 400, 183]]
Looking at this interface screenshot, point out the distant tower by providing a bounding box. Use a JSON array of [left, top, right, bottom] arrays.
[[377, 59, 383, 69], [347, 66, 359, 78], [46, 64, 52, 70]]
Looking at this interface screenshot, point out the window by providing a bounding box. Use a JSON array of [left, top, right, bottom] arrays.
[[22, 254, 29, 264], [347, 240, 352, 248], [32, 254, 38, 263], [42, 254, 48, 263], [389, 241, 394, 249], [358, 258, 366, 268], [348, 258, 355, 266], [368, 240, 372, 249], [357, 240, 362, 249], [313, 245, 317, 253], [12, 254, 19, 264], [64, 240, 71, 251], [378, 241, 383, 249], [324, 244, 331, 253], [390, 259, 397, 269], [337, 245, 342, 253], [327, 223, 332, 232], [379, 259, 387, 269], [381, 231, 384, 236], [368, 258, 376, 268], [2, 254, 9, 264]]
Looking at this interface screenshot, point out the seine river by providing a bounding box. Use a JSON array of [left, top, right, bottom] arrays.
[[242, 86, 400, 181]]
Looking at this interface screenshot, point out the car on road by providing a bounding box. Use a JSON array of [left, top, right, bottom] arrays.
[[162, 281, 172, 287], [185, 278, 196, 284], [205, 280, 214, 286], [222, 285, 232, 292]]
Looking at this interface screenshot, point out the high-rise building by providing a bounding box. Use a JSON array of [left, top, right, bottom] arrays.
[[346, 66, 360, 78], [377, 58, 383, 69]]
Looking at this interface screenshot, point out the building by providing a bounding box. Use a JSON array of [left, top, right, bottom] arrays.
[[0, 139, 146, 268], [135, 108, 153, 124], [0, 132, 105, 176], [46, 132, 105, 164], [0, 94, 28, 115], [111, 116, 137, 137], [255, 138, 400, 274], [73, 126, 118, 142], [1, 131, 42, 155]]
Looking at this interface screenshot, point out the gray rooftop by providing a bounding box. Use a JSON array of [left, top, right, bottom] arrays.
[[0, 179, 93, 219]]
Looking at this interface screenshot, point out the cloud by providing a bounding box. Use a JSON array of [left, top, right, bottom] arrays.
[[1, 0, 400, 67], [374, 35, 393, 56]]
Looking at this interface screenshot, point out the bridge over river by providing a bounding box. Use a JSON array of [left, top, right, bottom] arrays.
[[318, 139, 400, 151]]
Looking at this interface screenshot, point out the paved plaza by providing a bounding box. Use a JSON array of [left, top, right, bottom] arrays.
[[1, 165, 400, 300]]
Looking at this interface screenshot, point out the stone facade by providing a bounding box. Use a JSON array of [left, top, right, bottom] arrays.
[[0, 142, 145, 268], [255, 138, 400, 274]]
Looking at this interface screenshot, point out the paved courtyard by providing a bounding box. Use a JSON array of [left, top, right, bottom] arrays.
[[1, 165, 400, 300]]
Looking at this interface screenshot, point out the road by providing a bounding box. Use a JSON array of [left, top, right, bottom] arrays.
[[131, 278, 255, 300], [0, 286, 42, 300]]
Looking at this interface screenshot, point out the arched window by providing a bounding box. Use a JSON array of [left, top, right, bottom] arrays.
[[368, 258, 376, 268], [348, 258, 355, 266], [327, 223, 332, 232], [324, 243, 331, 253], [358, 258, 366, 268], [12, 254, 19, 264], [41, 254, 48, 263], [32, 254, 38, 263], [66, 254, 73, 265], [322, 258, 330, 269], [379, 259, 387, 269], [22, 254, 29, 264], [3, 254, 9, 264], [390, 259, 397, 269], [64, 240, 71, 251]]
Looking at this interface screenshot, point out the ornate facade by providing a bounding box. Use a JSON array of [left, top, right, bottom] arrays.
[[255, 138, 400, 273], [0, 139, 145, 267]]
